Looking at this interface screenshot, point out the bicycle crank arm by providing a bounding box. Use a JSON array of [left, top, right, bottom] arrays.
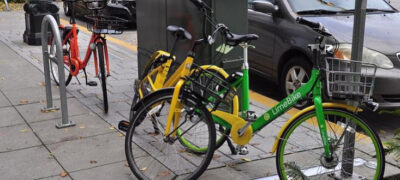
[[212, 110, 253, 145]]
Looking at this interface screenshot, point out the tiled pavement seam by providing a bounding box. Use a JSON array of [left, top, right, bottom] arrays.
[[0, 89, 73, 179]]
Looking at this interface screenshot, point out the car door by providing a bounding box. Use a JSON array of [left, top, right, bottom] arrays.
[[248, 0, 277, 78]]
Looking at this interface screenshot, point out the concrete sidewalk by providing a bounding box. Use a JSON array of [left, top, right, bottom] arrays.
[[0, 9, 399, 180]]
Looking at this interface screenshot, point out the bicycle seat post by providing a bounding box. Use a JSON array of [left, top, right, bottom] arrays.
[[69, 1, 76, 24], [241, 43, 249, 70], [168, 36, 180, 59]]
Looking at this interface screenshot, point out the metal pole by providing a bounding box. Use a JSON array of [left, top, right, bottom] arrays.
[[41, 15, 75, 129], [4, 0, 10, 11], [341, 0, 367, 177]]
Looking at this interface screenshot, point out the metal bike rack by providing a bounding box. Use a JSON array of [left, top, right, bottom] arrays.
[[4, 0, 10, 11], [41, 15, 75, 129]]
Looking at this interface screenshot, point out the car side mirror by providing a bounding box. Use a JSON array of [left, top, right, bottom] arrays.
[[253, 1, 279, 14]]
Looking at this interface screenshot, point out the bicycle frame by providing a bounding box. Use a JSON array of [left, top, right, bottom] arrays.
[[58, 17, 111, 77], [164, 43, 348, 159], [137, 51, 234, 100]]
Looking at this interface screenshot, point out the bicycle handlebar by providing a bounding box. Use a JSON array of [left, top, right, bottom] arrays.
[[190, 0, 212, 11], [297, 17, 320, 29], [296, 17, 332, 37]]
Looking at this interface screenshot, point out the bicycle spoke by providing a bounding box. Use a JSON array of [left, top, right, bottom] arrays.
[[277, 110, 383, 180]]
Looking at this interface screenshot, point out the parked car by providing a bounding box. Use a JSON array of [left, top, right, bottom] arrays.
[[63, 0, 136, 27], [248, 0, 400, 108]]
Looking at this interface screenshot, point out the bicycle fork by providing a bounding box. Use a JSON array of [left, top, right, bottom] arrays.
[[164, 79, 185, 140], [313, 80, 333, 158]]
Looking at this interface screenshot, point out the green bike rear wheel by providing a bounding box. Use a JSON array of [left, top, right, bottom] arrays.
[[276, 108, 384, 180]]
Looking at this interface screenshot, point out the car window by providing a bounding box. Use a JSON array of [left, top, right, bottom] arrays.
[[288, 0, 393, 12], [248, 0, 275, 10]]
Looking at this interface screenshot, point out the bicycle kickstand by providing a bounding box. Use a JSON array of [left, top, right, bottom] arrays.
[[226, 138, 237, 155]]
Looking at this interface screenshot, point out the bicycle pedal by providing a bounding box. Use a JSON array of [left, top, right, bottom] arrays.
[[244, 111, 257, 122], [235, 145, 249, 155], [86, 81, 98, 86], [63, 48, 69, 55], [118, 120, 130, 132]]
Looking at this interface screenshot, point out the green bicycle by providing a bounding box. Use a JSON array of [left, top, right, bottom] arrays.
[[124, 13, 385, 180]]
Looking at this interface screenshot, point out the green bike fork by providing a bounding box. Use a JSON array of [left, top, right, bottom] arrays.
[[312, 79, 332, 158]]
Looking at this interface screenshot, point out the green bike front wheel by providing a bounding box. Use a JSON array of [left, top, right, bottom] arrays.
[[276, 108, 384, 180]]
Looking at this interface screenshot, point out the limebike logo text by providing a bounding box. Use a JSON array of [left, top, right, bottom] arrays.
[[272, 92, 301, 115], [264, 92, 301, 121]]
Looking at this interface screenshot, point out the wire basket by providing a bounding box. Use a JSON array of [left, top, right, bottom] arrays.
[[324, 57, 377, 101], [85, 15, 128, 34], [183, 64, 237, 111]]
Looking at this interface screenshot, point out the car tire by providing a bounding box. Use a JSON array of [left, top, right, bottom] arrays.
[[280, 56, 312, 108], [63, 1, 71, 16]]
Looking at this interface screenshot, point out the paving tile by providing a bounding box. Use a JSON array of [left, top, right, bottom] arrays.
[[16, 98, 89, 123], [108, 85, 134, 94], [0, 124, 41, 152], [0, 65, 44, 91], [0, 92, 10, 108], [78, 96, 103, 107], [232, 157, 277, 179], [106, 93, 129, 103], [99, 101, 131, 113], [248, 136, 276, 156], [386, 153, 400, 168], [218, 142, 266, 161], [0, 146, 63, 180], [2, 85, 72, 106], [0, 106, 25, 128], [385, 162, 400, 179], [36, 174, 72, 180], [255, 123, 282, 139], [30, 113, 114, 145], [193, 166, 250, 180], [97, 111, 126, 128], [70, 161, 137, 180], [78, 87, 103, 98], [48, 132, 125, 172], [118, 110, 131, 120]]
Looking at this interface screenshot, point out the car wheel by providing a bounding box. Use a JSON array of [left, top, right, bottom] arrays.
[[280, 56, 312, 108], [63, 1, 71, 16]]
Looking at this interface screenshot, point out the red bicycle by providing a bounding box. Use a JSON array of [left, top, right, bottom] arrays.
[[48, 0, 127, 113]]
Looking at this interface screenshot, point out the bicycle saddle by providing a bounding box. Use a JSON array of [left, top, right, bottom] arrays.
[[167, 25, 192, 40], [226, 33, 259, 46]]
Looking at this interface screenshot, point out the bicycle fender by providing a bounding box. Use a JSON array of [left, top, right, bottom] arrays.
[[198, 65, 229, 79], [197, 65, 240, 116], [130, 87, 175, 118], [270, 102, 362, 154]]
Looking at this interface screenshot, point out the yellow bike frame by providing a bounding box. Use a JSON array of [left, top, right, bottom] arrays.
[[138, 51, 240, 138]]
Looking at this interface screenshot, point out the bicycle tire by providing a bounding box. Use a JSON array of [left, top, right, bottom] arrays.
[[49, 32, 72, 86], [276, 108, 384, 180], [125, 88, 216, 179], [96, 43, 108, 113]]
